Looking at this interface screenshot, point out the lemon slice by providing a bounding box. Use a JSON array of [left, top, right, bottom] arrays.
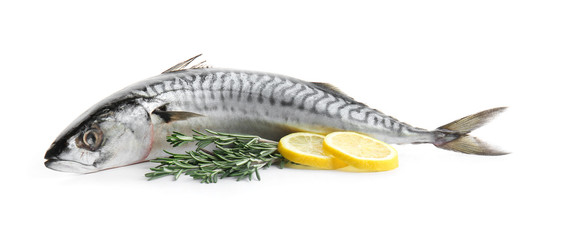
[[323, 132, 398, 171], [278, 133, 348, 169]]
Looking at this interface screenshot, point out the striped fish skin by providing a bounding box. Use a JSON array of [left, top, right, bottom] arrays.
[[44, 66, 506, 173], [136, 69, 434, 142]]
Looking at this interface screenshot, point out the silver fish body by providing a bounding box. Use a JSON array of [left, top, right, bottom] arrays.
[[45, 59, 507, 173], [133, 68, 439, 159]]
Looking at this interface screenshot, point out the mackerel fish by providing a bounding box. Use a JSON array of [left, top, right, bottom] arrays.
[[45, 55, 507, 173]]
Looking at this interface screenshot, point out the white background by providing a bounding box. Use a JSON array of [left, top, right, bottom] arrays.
[[1, 1, 569, 239]]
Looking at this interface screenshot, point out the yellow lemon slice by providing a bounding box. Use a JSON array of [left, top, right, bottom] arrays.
[[323, 132, 398, 171], [278, 133, 348, 169]]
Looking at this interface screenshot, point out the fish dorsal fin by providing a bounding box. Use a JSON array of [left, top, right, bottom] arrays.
[[162, 54, 211, 74], [152, 104, 204, 123], [312, 82, 353, 99], [189, 60, 211, 69]]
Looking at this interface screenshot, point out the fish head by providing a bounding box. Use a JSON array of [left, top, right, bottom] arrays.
[[45, 99, 153, 173]]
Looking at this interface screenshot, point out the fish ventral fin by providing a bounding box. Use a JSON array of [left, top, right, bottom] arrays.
[[162, 54, 211, 74], [434, 107, 509, 156], [152, 108, 204, 123]]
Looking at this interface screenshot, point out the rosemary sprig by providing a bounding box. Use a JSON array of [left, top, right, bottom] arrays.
[[145, 129, 287, 183]]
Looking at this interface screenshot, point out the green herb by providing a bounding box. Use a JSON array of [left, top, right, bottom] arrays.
[[145, 129, 287, 183]]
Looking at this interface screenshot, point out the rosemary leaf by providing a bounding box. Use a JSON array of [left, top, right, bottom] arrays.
[[146, 129, 287, 183]]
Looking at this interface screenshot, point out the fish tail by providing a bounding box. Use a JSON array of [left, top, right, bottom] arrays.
[[433, 107, 508, 155]]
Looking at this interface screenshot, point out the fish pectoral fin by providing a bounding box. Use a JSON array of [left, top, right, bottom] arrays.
[[152, 109, 204, 123]]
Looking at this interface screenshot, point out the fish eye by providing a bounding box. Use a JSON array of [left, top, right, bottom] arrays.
[[76, 124, 104, 151]]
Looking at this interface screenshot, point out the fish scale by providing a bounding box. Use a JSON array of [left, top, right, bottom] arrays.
[[44, 57, 507, 173]]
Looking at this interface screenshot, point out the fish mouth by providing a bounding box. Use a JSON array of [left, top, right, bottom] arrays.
[[44, 158, 98, 174]]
